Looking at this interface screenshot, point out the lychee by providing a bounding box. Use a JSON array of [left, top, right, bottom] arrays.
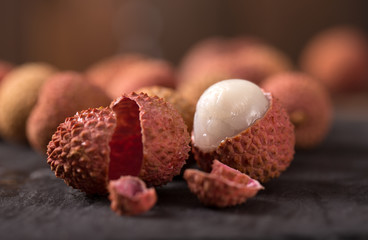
[[0, 60, 13, 83], [178, 36, 292, 105], [261, 72, 333, 149], [27, 71, 111, 154], [137, 86, 195, 133], [192, 79, 295, 182], [184, 160, 264, 207], [0, 62, 57, 143], [106, 58, 176, 99], [300, 26, 368, 93], [108, 176, 157, 216], [47, 92, 190, 194], [85, 53, 145, 90]]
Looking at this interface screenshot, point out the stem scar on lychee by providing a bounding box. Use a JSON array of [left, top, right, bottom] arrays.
[[47, 92, 191, 195], [191, 79, 295, 182]]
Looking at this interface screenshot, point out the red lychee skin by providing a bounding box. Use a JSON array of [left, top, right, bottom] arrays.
[[184, 160, 264, 207], [192, 95, 295, 183], [106, 59, 177, 99], [108, 176, 157, 216], [47, 93, 191, 194], [47, 107, 115, 195], [85, 54, 145, 90], [177, 36, 263, 86], [111, 93, 191, 186], [27, 71, 112, 154], [178, 36, 292, 105], [261, 72, 333, 149], [0, 60, 13, 83], [300, 26, 368, 93]]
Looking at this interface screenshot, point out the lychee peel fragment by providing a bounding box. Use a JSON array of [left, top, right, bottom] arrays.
[[184, 160, 264, 207], [192, 95, 295, 183], [47, 92, 190, 195], [108, 176, 157, 216]]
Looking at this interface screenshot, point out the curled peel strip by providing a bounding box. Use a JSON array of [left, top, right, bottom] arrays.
[[184, 160, 264, 207]]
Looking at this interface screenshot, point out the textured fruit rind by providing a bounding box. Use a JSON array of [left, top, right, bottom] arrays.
[[184, 160, 264, 207], [111, 92, 191, 186], [47, 108, 116, 195], [137, 86, 195, 133], [261, 72, 333, 149], [27, 71, 112, 154], [108, 176, 157, 216], [192, 95, 295, 183]]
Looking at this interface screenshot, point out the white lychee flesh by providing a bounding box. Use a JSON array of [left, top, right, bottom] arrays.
[[193, 79, 269, 152]]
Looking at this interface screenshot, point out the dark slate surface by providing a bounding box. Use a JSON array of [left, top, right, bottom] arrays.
[[1, 116, 368, 240]]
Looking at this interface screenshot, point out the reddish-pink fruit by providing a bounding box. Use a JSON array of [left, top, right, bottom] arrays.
[[85, 54, 145, 90], [47, 93, 190, 194], [178, 36, 292, 105], [300, 26, 368, 93], [192, 95, 295, 183], [27, 71, 111, 154], [261, 72, 333, 149], [184, 160, 264, 207], [0, 60, 13, 83], [108, 176, 157, 216], [137, 86, 195, 133], [106, 59, 176, 99]]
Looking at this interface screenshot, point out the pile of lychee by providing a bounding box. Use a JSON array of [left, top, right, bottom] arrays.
[[0, 24, 367, 216]]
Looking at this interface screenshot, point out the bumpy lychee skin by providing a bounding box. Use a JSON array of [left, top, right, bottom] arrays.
[[106, 59, 176, 99], [184, 160, 264, 207], [47, 92, 190, 194], [137, 86, 195, 133], [27, 71, 111, 154], [300, 26, 368, 93], [262, 72, 333, 149], [47, 107, 115, 195], [108, 176, 157, 216], [178, 36, 292, 105], [0, 63, 57, 143], [112, 93, 190, 186], [192, 81, 295, 183]]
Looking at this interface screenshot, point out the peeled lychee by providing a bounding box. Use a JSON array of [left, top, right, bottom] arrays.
[[27, 71, 111, 154], [261, 72, 333, 149], [108, 176, 157, 216], [85, 53, 145, 90], [184, 160, 264, 207], [192, 79, 295, 182], [300, 26, 368, 93], [106, 59, 176, 99], [0, 63, 57, 143], [137, 86, 195, 133], [178, 36, 292, 105], [47, 92, 190, 194]]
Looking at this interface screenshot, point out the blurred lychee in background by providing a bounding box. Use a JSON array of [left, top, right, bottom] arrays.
[[0, 0, 367, 150]]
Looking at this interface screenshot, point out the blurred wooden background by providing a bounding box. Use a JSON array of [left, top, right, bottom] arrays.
[[0, 0, 367, 70]]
